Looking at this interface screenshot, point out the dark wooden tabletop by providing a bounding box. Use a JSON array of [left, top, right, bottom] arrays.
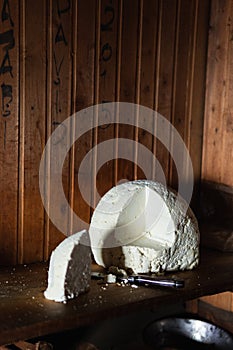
[[0, 248, 233, 346]]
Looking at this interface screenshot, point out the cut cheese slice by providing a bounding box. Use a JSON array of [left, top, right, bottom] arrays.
[[44, 230, 91, 302], [89, 180, 199, 273]]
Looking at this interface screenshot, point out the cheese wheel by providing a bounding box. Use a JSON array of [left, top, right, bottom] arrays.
[[89, 180, 199, 273], [44, 230, 91, 302]]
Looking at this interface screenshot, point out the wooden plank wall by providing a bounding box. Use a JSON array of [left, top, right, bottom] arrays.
[[196, 0, 233, 330], [0, 0, 19, 265], [0, 0, 210, 265], [202, 0, 233, 187]]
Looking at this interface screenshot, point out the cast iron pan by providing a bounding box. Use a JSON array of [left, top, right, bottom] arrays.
[[143, 316, 233, 349]]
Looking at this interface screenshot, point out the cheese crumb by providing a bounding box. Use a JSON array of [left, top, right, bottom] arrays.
[[106, 274, 117, 284]]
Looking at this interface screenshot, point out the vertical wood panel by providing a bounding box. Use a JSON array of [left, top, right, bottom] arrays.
[[46, 0, 73, 256], [72, 0, 96, 231], [136, 0, 159, 180], [92, 0, 100, 209], [68, 0, 77, 238], [96, 0, 119, 198], [134, 0, 143, 179], [22, 0, 46, 263], [173, 0, 196, 144], [44, 0, 52, 260], [188, 0, 210, 207], [0, 0, 19, 264], [201, 0, 233, 316], [170, 0, 196, 190], [117, 0, 139, 183], [156, 0, 177, 182], [18, 0, 26, 264], [219, 0, 233, 186], [114, 0, 122, 185], [202, 0, 231, 185]]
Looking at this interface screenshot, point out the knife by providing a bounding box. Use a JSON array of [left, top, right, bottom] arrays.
[[121, 275, 184, 288], [91, 272, 184, 288]]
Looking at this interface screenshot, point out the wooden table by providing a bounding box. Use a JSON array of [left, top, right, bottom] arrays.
[[0, 248, 233, 346]]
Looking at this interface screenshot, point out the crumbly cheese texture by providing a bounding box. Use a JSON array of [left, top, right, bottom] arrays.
[[89, 180, 199, 274], [44, 230, 91, 302]]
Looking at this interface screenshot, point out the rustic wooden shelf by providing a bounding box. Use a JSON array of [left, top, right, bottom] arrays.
[[0, 248, 233, 346]]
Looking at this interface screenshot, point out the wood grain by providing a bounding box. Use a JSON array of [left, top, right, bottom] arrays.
[[18, 0, 26, 265], [0, 0, 19, 264], [188, 0, 210, 208], [201, 0, 233, 316], [117, 0, 139, 183], [0, 1, 210, 266], [137, 0, 159, 180], [198, 299, 233, 334], [185, 299, 198, 314], [170, 0, 196, 190], [201, 292, 232, 312], [72, 0, 97, 231], [20, 0, 47, 263], [202, 0, 232, 186], [95, 0, 119, 199], [45, 0, 74, 257], [155, 0, 177, 182], [221, 0, 233, 186], [0, 251, 230, 345], [0, 248, 232, 346]]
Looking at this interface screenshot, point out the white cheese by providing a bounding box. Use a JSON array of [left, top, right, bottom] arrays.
[[106, 274, 117, 284], [89, 180, 199, 273], [44, 230, 91, 302]]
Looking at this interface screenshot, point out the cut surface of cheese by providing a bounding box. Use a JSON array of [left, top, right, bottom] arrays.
[[89, 180, 199, 273], [44, 230, 91, 302]]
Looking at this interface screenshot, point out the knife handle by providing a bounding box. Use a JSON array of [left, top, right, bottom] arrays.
[[127, 275, 184, 288]]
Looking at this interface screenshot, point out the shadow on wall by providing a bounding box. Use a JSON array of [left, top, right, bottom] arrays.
[[199, 181, 233, 252]]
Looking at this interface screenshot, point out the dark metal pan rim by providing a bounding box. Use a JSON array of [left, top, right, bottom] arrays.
[[143, 314, 233, 349]]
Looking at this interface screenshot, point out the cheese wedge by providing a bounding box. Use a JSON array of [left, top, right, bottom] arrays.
[[89, 180, 199, 273], [44, 230, 91, 302]]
